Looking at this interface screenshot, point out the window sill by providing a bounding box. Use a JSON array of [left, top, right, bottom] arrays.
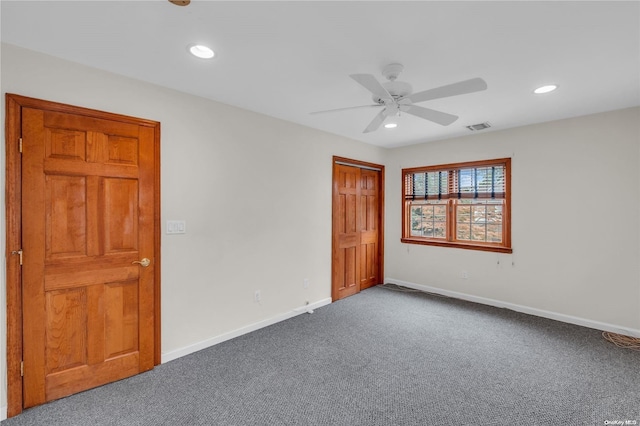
[[401, 238, 513, 254]]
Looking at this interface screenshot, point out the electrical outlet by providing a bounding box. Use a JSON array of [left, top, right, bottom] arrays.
[[461, 270, 469, 279], [254, 290, 261, 303], [303, 278, 309, 289]]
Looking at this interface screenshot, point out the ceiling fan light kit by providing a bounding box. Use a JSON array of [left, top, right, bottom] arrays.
[[311, 63, 487, 133], [189, 44, 215, 59], [534, 84, 558, 94]]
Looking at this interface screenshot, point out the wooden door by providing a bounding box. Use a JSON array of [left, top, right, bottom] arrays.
[[359, 169, 380, 290], [8, 95, 160, 411], [331, 158, 383, 301], [333, 164, 361, 300]]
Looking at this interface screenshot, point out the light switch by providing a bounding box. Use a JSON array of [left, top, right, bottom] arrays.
[[166, 220, 186, 234]]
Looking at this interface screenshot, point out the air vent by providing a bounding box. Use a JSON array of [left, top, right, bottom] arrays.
[[466, 122, 491, 131]]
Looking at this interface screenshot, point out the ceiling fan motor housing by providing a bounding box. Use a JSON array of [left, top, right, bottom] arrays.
[[382, 63, 404, 81], [378, 80, 413, 102], [373, 63, 413, 102]]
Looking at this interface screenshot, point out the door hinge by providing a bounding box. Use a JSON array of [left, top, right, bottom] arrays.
[[11, 249, 23, 265], [20, 361, 24, 377], [19, 137, 23, 153]]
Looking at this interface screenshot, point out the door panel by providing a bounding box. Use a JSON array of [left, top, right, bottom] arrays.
[[103, 178, 139, 253], [45, 175, 87, 258], [21, 105, 156, 408], [332, 159, 383, 301], [45, 288, 87, 374], [104, 280, 139, 358]]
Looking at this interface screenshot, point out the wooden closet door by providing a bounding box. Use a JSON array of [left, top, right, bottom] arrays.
[[332, 159, 383, 301], [21, 106, 156, 407], [332, 164, 361, 300], [359, 169, 380, 290]]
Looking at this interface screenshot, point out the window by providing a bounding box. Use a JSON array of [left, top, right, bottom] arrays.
[[402, 158, 511, 253]]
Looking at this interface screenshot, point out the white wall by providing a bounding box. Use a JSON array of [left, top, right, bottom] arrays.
[[385, 107, 640, 335], [0, 43, 386, 415]]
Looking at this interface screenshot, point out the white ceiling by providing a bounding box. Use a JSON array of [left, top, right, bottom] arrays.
[[2, 1, 639, 148]]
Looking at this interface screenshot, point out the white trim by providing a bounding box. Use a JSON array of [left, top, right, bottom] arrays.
[[384, 278, 640, 338], [161, 298, 332, 363], [0, 405, 6, 421]]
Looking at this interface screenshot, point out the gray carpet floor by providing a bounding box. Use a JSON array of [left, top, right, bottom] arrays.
[[3, 284, 639, 425]]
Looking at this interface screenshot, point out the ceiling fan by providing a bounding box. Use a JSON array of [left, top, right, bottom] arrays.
[[311, 64, 487, 133]]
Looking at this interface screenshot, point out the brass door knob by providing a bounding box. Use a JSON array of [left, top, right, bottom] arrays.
[[132, 258, 151, 267]]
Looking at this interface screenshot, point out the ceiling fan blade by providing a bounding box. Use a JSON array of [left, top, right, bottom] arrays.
[[404, 105, 458, 126], [408, 78, 487, 104], [363, 109, 388, 133], [350, 74, 393, 101], [309, 104, 383, 115]]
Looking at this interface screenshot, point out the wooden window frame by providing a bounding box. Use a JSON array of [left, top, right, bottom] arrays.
[[402, 158, 512, 253]]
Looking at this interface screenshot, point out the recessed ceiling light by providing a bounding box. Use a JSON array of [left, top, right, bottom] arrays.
[[534, 84, 558, 94], [189, 45, 215, 59], [384, 123, 398, 129]]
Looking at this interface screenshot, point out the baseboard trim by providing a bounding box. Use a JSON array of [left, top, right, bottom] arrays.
[[161, 298, 332, 363], [384, 278, 640, 338]]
